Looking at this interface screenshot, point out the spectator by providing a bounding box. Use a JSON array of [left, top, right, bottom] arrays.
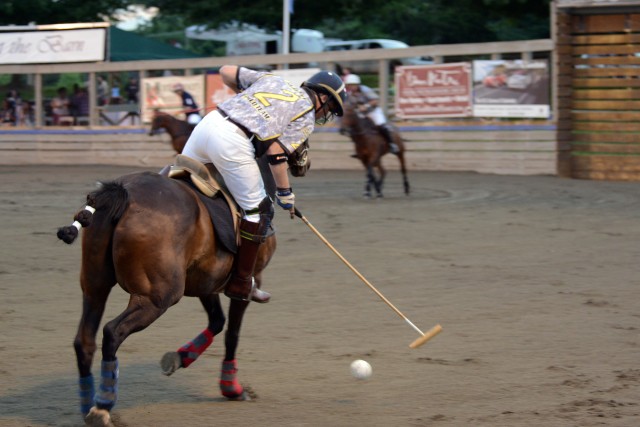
[[74, 86, 90, 123], [97, 75, 109, 106], [110, 76, 122, 105], [18, 100, 34, 126], [68, 83, 81, 118], [50, 87, 70, 125], [341, 67, 353, 82], [125, 77, 139, 103], [2, 90, 18, 126]]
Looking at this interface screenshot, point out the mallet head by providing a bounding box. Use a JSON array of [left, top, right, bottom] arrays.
[[409, 324, 443, 349]]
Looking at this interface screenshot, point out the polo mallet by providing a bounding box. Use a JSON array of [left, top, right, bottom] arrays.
[[293, 208, 442, 349]]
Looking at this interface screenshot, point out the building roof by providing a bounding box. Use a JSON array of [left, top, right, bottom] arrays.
[[108, 27, 203, 62]]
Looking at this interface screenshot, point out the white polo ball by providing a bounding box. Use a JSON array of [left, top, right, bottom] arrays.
[[350, 359, 372, 380]]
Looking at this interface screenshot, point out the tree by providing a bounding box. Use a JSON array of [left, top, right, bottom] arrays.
[[0, 0, 133, 25], [0, 0, 550, 46]]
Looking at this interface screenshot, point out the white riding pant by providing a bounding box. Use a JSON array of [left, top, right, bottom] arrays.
[[367, 107, 386, 126], [182, 110, 265, 222]]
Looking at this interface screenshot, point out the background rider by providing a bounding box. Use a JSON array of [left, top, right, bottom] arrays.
[[173, 83, 202, 124], [344, 73, 400, 155]]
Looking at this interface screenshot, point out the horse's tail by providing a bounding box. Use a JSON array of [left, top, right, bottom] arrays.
[[57, 181, 129, 245]]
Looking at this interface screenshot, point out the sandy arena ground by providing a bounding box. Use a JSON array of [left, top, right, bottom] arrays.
[[0, 164, 638, 427]]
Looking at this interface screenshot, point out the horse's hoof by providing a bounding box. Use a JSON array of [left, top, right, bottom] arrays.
[[160, 351, 182, 376], [85, 407, 113, 427], [238, 385, 258, 401], [363, 192, 372, 199]]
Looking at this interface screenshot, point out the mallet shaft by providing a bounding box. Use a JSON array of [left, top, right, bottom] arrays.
[[295, 208, 441, 349]]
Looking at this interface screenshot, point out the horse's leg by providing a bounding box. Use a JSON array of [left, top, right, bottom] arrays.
[[160, 294, 226, 376], [375, 161, 386, 198], [364, 164, 376, 198], [85, 294, 172, 426], [218, 235, 274, 400], [74, 289, 111, 417], [74, 232, 117, 419], [220, 298, 251, 400], [396, 150, 410, 195]]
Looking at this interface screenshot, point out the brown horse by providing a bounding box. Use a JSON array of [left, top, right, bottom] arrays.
[[341, 101, 410, 198], [57, 171, 275, 426], [148, 111, 196, 153]]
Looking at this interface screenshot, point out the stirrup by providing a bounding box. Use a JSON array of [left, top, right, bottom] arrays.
[[390, 143, 400, 154], [225, 278, 271, 303]]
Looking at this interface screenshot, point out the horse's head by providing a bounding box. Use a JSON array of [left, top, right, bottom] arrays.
[[148, 111, 168, 136], [340, 98, 363, 132]]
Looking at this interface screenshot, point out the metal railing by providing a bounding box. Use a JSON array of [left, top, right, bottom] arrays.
[[0, 38, 553, 127]]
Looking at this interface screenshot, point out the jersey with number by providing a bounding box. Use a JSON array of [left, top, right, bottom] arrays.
[[356, 84, 379, 104], [218, 67, 315, 155]]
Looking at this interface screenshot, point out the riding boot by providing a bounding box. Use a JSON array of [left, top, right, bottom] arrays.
[[224, 219, 271, 303], [377, 125, 400, 154]]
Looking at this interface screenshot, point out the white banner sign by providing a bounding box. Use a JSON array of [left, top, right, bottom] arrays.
[[0, 29, 106, 64], [472, 59, 550, 119]]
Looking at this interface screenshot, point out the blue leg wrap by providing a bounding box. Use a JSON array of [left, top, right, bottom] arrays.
[[78, 374, 95, 416], [95, 359, 119, 411]]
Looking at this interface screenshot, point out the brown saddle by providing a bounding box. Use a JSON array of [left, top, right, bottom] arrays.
[[168, 154, 242, 252]]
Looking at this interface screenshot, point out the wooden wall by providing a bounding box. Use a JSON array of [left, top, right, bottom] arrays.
[[0, 37, 556, 176], [556, 7, 640, 180], [0, 120, 556, 176]]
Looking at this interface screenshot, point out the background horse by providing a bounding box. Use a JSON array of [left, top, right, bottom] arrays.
[[149, 111, 196, 153], [341, 100, 410, 198], [57, 171, 275, 426]]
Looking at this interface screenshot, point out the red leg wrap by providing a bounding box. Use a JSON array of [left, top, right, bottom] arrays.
[[178, 329, 214, 368], [219, 359, 244, 398]]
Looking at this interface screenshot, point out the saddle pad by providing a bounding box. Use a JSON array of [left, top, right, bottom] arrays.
[[180, 178, 238, 254]]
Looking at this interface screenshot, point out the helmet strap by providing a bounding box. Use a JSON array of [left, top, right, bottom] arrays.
[[302, 86, 335, 125]]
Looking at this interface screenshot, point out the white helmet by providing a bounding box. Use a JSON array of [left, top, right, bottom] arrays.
[[344, 74, 361, 85]]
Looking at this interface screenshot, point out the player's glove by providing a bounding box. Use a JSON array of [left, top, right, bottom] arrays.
[[276, 187, 295, 218]]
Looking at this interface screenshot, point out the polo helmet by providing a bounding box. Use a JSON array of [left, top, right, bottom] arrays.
[[344, 74, 361, 85], [302, 71, 347, 116]]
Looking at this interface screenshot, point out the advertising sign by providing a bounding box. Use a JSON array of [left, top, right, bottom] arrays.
[[472, 60, 550, 118], [141, 75, 205, 123], [205, 73, 235, 113], [0, 29, 106, 64], [394, 63, 473, 119]]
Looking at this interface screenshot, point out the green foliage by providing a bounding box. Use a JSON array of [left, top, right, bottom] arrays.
[[0, 0, 130, 25], [1, 0, 551, 47]]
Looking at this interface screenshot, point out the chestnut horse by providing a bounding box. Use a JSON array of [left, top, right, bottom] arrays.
[[341, 101, 410, 198], [57, 171, 275, 426], [149, 111, 196, 153]]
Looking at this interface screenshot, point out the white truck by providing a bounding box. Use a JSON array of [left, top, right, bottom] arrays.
[[292, 30, 433, 74]]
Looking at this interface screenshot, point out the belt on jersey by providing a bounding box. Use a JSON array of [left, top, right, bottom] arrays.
[[218, 109, 254, 141]]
